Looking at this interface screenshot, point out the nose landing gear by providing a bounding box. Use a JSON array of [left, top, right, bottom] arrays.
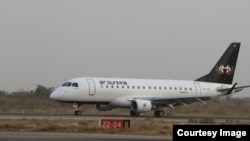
[[73, 103, 82, 116]]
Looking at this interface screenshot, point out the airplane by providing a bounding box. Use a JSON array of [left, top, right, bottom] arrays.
[[50, 42, 250, 117]]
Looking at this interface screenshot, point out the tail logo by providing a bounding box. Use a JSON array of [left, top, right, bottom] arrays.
[[216, 65, 234, 75]]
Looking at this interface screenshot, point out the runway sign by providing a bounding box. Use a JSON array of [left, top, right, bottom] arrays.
[[99, 119, 130, 128]]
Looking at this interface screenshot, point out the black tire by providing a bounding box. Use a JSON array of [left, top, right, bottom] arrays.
[[154, 110, 160, 117], [130, 110, 140, 117], [158, 110, 165, 117], [74, 111, 81, 116], [154, 110, 165, 117]]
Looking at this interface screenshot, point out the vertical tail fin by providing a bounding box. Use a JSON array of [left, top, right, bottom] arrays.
[[196, 42, 240, 84]]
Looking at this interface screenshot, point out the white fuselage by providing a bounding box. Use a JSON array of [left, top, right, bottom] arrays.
[[50, 77, 231, 108]]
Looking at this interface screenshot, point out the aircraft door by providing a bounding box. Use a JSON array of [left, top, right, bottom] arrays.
[[194, 82, 201, 95], [87, 79, 96, 95]]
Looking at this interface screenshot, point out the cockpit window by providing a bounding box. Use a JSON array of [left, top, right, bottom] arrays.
[[72, 83, 79, 87], [62, 82, 72, 87], [62, 82, 79, 87]]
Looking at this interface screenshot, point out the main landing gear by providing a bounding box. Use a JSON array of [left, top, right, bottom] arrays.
[[129, 110, 165, 117], [73, 103, 81, 116], [154, 110, 165, 117], [130, 110, 140, 117]]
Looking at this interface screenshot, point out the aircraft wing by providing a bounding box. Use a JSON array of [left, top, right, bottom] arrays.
[[152, 97, 211, 107], [131, 96, 211, 109]]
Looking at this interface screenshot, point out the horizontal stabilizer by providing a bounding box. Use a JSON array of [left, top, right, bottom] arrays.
[[217, 84, 250, 95]]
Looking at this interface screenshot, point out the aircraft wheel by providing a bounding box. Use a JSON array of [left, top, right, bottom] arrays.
[[154, 110, 165, 117], [74, 110, 81, 116], [130, 110, 140, 117], [158, 110, 165, 117], [154, 110, 159, 117]]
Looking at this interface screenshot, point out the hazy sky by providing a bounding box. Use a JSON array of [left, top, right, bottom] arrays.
[[0, 1, 249, 97]]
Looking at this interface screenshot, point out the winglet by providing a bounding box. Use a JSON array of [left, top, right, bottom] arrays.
[[226, 83, 237, 95], [217, 83, 250, 95]]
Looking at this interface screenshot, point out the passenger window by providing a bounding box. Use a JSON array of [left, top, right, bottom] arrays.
[[154, 86, 157, 90], [127, 86, 130, 89], [149, 86, 151, 89], [72, 83, 78, 87], [164, 87, 167, 90], [143, 86, 145, 89], [106, 85, 109, 88], [138, 86, 140, 89], [159, 87, 162, 90]]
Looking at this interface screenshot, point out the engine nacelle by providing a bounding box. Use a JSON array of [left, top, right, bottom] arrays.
[[131, 99, 152, 112], [95, 104, 114, 111]]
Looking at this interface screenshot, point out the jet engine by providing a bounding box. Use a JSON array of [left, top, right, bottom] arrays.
[[131, 99, 152, 112], [95, 104, 114, 111]]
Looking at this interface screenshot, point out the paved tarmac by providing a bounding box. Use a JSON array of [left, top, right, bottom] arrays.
[[1, 113, 250, 122], [0, 132, 170, 141]]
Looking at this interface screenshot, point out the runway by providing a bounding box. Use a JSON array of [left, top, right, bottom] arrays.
[[0, 132, 170, 141], [0, 113, 180, 121], [0, 113, 250, 122]]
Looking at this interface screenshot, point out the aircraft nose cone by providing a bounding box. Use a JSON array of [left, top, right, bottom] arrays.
[[49, 89, 61, 100], [49, 91, 57, 100]]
